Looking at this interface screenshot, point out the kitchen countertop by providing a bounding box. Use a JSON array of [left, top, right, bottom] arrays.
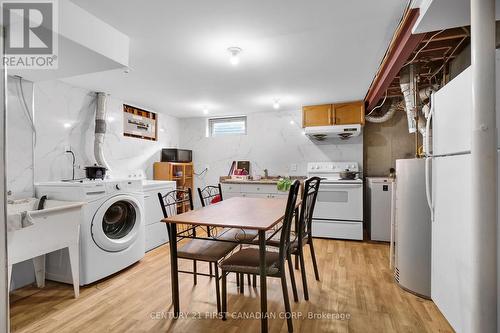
[[219, 176, 307, 185]]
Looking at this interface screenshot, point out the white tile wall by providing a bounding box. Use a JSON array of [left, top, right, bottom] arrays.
[[6, 77, 34, 199], [32, 80, 180, 183], [179, 109, 363, 205]]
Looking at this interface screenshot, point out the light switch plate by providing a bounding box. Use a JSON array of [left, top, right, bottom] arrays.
[[290, 163, 298, 172]]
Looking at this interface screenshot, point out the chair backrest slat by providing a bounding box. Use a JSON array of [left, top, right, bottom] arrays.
[[297, 177, 321, 244], [158, 188, 195, 239], [158, 188, 194, 218], [197, 184, 223, 207], [278, 180, 301, 265]]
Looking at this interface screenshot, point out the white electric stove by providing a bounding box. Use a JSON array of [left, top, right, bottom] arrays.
[[307, 162, 363, 240]]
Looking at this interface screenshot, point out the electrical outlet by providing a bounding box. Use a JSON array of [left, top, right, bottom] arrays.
[[290, 163, 298, 172]]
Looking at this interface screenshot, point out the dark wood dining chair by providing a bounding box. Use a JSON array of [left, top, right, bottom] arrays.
[[219, 180, 301, 333], [249, 177, 321, 301], [197, 184, 223, 207], [158, 188, 237, 313], [197, 184, 258, 289], [292, 176, 321, 300]]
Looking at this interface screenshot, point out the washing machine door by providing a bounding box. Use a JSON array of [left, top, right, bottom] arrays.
[[91, 195, 143, 252]]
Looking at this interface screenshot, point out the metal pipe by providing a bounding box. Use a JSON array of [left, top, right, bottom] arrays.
[[0, 24, 8, 333], [471, 0, 497, 331], [413, 68, 419, 157], [400, 65, 417, 133]]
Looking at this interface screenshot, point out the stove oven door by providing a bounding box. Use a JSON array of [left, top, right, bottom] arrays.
[[313, 182, 363, 221]]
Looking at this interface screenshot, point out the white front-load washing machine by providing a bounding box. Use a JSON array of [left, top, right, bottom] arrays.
[[35, 179, 145, 285]]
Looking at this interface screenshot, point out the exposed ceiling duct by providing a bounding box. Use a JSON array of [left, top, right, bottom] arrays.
[[365, 99, 404, 123], [399, 65, 418, 133], [94, 92, 111, 171]]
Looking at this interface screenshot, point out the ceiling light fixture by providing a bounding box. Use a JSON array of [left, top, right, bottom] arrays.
[[227, 47, 242, 66], [63, 123, 72, 128], [273, 99, 280, 109], [203, 107, 209, 114]]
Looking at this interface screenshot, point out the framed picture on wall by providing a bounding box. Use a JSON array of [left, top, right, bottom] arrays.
[[123, 104, 157, 141]]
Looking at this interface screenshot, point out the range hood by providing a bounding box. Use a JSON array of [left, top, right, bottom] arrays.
[[304, 124, 362, 141]]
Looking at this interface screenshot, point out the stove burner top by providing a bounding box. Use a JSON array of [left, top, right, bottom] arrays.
[[307, 161, 363, 184]]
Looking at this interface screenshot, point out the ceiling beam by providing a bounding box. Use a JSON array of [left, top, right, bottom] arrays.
[[365, 8, 425, 111]]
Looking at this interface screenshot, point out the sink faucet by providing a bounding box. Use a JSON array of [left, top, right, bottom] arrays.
[[263, 169, 268, 179]]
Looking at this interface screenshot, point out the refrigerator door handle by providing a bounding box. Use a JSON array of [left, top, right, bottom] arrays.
[[425, 94, 434, 221], [425, 157, 433, 220]]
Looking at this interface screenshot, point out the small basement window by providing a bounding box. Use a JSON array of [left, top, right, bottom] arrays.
[[208, 116, 247, 137]]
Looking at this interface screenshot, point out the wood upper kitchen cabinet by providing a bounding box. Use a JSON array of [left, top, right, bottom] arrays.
[[333, 101, 365, 125], [302, 101, 365, 127], [302, 104, 333, 127]]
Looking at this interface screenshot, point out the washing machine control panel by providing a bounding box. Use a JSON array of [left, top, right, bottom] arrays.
[[105, 179, 142, 194]]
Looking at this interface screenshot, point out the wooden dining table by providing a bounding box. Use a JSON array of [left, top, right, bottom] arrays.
[[161, 196, 293, 333]]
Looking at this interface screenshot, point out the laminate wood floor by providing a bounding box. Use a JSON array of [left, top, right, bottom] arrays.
[[10, 239, 453, 332]]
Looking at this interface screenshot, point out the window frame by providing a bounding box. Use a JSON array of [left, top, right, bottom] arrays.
[[207, 115, 247, 137]]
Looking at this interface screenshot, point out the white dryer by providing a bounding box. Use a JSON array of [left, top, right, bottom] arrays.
[[141, 180, 176, 252], [35, 179, 145, 285]]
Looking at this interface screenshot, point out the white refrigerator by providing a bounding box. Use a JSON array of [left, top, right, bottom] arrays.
[[429, 58, 500, 333]]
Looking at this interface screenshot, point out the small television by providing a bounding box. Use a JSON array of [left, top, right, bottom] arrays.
[[161, 149, 192, 163]]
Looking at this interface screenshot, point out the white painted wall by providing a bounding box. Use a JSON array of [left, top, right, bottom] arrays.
[[179, 109, 363, 206]]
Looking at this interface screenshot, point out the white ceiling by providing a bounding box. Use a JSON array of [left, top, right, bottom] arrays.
[[65, 0, 407, 118]]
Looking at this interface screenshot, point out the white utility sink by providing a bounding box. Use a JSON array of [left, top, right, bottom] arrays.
[[7, 198, 85, 297]]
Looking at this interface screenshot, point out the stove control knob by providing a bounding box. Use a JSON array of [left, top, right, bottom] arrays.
[[115, 184, 121, 190]]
